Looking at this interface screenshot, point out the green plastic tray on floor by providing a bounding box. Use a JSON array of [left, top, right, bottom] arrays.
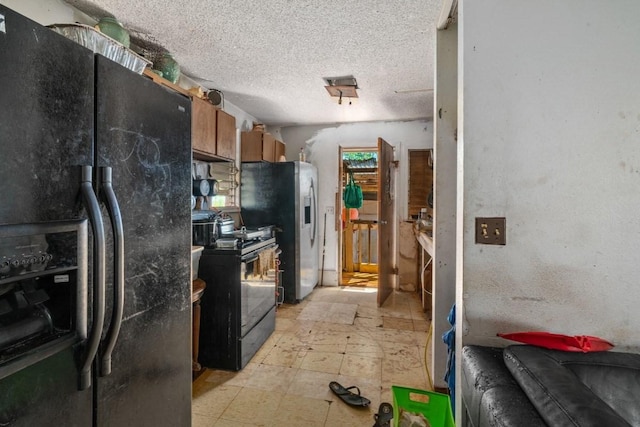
[[391, 386, 455, 427]]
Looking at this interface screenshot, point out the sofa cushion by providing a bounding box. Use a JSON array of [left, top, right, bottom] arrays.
[[461, 345, 546, 427], [504, 345, 640, 427]]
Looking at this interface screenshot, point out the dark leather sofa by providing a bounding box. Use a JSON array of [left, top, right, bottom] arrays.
[[461, 345, 640, 427]]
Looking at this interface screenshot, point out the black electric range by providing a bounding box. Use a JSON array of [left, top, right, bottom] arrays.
[[197, 235, 279, 371]]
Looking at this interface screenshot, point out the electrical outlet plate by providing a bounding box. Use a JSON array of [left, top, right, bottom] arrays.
[[475, 217, 506, 245], [326, 206, 334, 214]]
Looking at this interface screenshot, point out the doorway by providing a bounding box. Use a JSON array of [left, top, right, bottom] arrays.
[[339, 148, 379, 288], [338, 139, 395, 307]]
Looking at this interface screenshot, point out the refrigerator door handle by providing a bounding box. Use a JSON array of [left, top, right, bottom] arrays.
[[99, 166, 125, 377], [79, 166, 106, 390], [310, 178, 317, 247]]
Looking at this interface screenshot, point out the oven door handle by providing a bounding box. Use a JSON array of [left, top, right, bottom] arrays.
[[79, 166, 106, 390], [240, 243, 279, 263], [241, 254, 260, 263], [99, 167, 124, 377]]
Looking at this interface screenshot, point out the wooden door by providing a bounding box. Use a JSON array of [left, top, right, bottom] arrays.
[[216, 109, 236, 160], [275, 140, 285, 162], [377, 138, 395, 306], [263, 133, 276, 162], [241, 131, 262, 161], [191, 97, 216, 156]]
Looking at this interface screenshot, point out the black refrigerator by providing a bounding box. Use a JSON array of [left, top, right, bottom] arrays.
[[241, 161, 319, 303], [0, 6, 192, 426]]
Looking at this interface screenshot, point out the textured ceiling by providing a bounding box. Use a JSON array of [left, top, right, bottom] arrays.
[[64, 0, 442, 127]]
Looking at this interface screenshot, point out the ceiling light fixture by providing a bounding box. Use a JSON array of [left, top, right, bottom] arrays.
[[323, 75, 359, 105]]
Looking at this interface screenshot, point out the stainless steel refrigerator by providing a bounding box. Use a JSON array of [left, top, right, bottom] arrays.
[[0, 6, 192, 426], [241, 161, 318, 303]]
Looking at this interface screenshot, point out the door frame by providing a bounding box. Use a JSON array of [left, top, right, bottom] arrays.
[[337, 145, 388, 288]]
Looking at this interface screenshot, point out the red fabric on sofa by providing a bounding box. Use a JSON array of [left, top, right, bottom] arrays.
[[498, 331, 614, 352]]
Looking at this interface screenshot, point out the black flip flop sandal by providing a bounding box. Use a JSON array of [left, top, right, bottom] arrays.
[[329, 381, 371, 407], [373, 402, 393, 426]]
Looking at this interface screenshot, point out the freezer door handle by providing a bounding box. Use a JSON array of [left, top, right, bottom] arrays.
[[99, 166, 124, 377], [310, 178, 317, 247], [79, 166, 106, 390]]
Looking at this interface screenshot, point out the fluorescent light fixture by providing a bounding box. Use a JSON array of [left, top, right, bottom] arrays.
[[394, 88, 433, 94]]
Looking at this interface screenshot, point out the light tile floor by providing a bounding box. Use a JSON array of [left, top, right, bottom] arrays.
[[192, 286, 433, 427]]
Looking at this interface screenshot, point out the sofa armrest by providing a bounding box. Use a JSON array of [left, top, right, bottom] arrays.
[[461, 345, 546, 427], [504, 346, 634, 427]]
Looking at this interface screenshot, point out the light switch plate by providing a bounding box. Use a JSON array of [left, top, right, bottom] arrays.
[[475, 217, 506, 245]]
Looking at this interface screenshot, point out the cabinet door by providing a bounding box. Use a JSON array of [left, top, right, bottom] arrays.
[[192, 97, 216, 156], [241, 131, 264, 161], [275, 140, 285, 162], [262, 133, 276, 162], [216, 109, 236, 160]]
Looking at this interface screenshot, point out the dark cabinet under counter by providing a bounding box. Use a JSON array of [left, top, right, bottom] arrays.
[[197, 239, 278, 371]]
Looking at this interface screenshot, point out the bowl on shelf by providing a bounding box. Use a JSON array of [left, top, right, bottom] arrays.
[[155, 53, 180, 83], [95, 17, 130, 48]]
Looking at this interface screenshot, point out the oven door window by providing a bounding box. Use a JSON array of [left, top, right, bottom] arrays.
[[240, 247, 276, 336]]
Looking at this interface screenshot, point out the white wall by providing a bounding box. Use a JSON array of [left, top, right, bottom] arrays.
[[433, 21, 458, 390], [459, 0, 640, 353], [280, 120, 432, 286]]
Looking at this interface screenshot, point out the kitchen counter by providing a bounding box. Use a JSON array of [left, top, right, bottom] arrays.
[[415, 229, 434, 257], [414, 227, 434, 312], [192, 246, 204, 280]]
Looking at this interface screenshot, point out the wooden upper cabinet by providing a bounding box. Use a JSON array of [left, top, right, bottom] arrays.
[[240, 131, 262, 161], [241, 131, 276, 162], [275, 140, 285, 162], [191, 97, 237, 161], [262, 133, 275, 162], [216, 109, 236, 161], [191, 97, 216, 157]]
